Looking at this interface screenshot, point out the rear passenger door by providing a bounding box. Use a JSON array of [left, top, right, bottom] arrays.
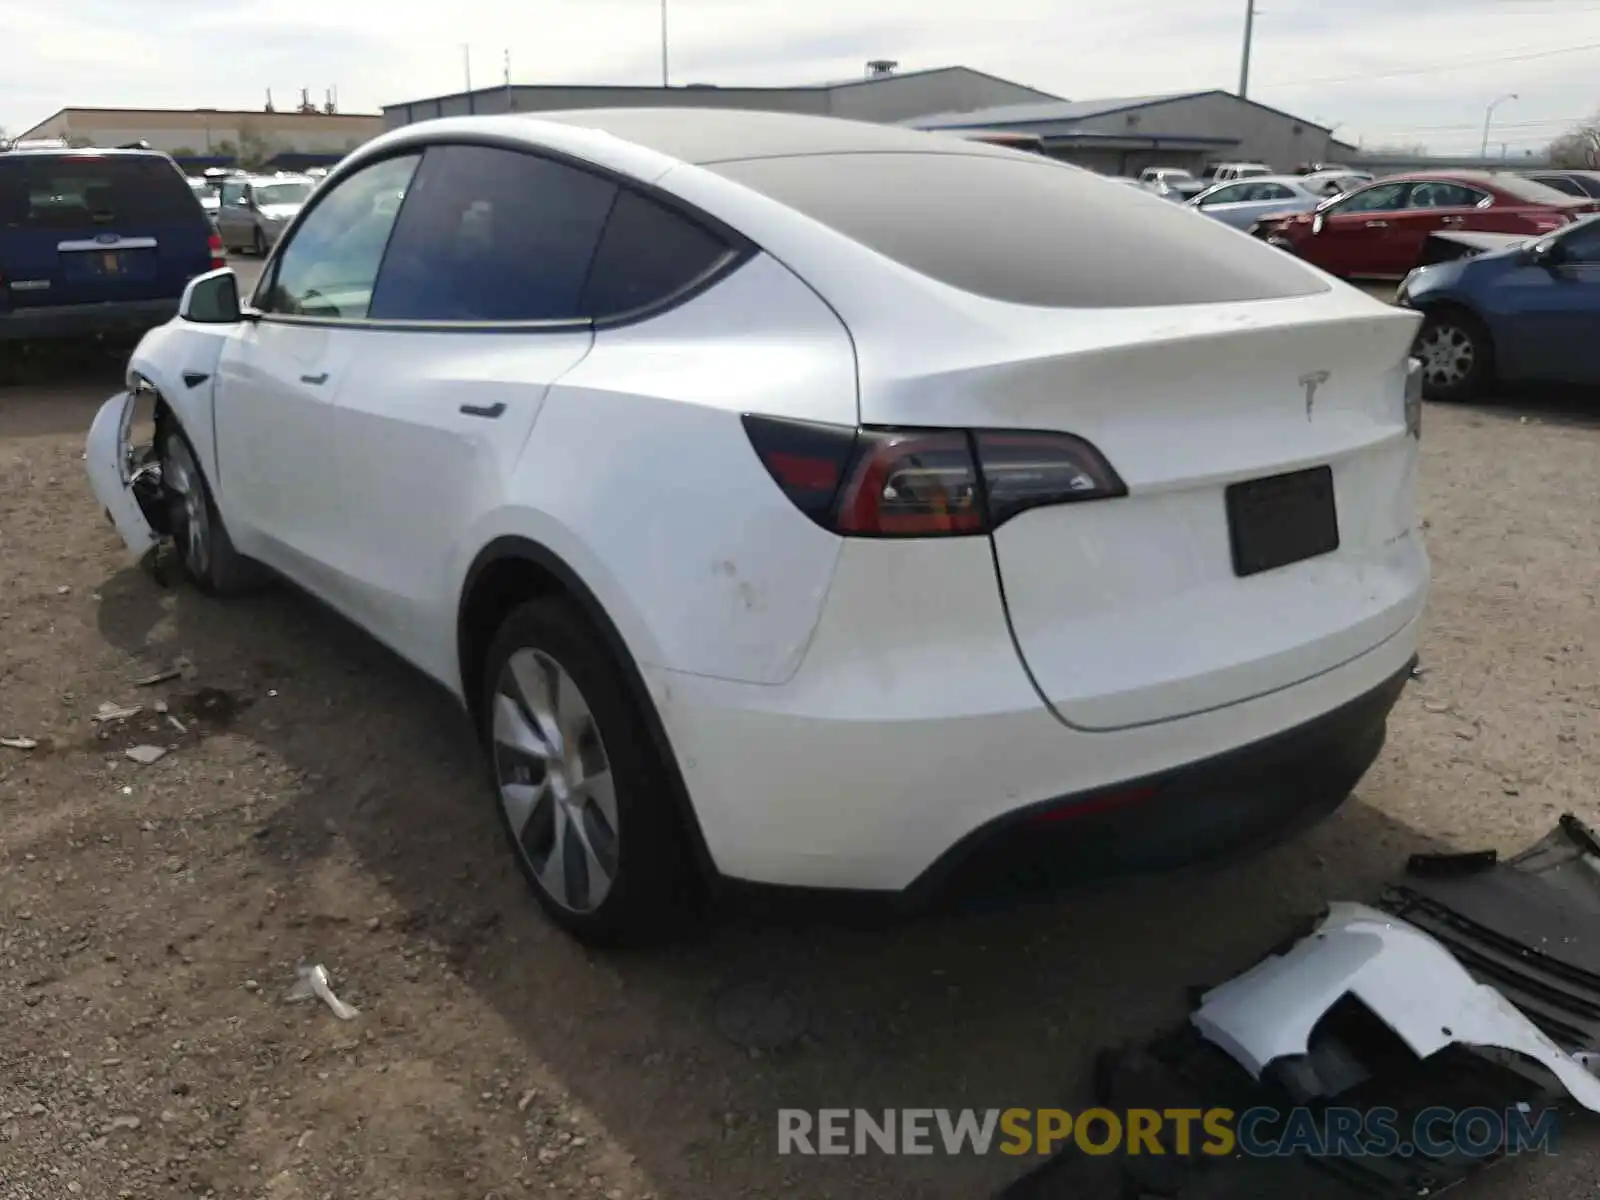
[[1390, 181, 1492, 272]]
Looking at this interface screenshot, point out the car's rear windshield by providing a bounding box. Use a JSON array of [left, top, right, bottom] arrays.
[[256, 181, 313, 206], [0, 154, 200, 229], [1489, 174, 1590, 206], [709, 152, 1328, 307]]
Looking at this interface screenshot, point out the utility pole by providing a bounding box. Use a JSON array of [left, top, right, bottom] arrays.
[[660, 0, 670, 87], [462, 44, 473, 93], [1480, 93, 1517, 158], [1238, 0, 1256, 99]]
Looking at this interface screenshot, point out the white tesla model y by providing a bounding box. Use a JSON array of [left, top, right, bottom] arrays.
[[85, 109, 1429, 943]]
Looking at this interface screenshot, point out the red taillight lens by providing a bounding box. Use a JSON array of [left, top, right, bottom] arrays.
[[836, 430, 984, 536], [207, 231, 225, 269], [741, 415, 1126, 538]]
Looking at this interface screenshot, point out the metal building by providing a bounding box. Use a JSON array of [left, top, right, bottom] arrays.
[[908, 90, 1360, 176], [382, 66, 1060, 131]]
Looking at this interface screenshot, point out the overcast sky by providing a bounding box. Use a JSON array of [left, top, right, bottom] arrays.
[[4, 0, 1600, 154]]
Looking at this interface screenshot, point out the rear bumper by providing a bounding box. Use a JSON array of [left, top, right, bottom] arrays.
[[0, 297, 177, 342], [647, 535, 1424, 895]]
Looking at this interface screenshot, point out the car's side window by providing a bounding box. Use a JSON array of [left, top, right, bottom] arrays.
[[1559, 221, 1600, 264], [256, 153, 421, 320], [367, 144, 618, 323], [1407, 183, 1490, 210], [1200, 185, 1240, 207], [579, 187, 733, 319], [1329, 182, 1410, 214], [220, 180, 244, 207], [1533, 175, 1584, 198]]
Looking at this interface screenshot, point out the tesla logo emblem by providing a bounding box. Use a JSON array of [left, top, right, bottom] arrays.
[[1300, 370, 1331, 420]]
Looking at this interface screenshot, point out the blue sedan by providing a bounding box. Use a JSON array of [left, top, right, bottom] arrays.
[[1398, 214, 1600, 400]]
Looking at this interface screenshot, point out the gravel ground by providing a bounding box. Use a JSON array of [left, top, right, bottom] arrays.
[[3, 268, 1600, 1198]]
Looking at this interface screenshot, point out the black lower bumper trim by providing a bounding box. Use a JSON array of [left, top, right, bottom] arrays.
[[905, 656, 1417, 911]]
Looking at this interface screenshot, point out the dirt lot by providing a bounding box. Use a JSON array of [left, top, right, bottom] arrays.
[[3, 272, 1600, 1198]]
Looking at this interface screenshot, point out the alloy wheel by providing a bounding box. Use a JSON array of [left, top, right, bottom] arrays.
[[491, 648, 620, 913], [162, 437, 211, 579], [1416, 322, 1475, 390]]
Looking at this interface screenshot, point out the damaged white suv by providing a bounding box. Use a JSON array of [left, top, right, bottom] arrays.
[[86, 109, 1429, 944]]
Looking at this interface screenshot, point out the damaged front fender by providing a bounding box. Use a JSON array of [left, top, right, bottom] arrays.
[[86, 389, 164, 560], [1192, 900, 1600, 1113]]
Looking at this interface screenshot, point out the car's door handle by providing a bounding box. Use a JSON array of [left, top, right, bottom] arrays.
[[1441, 216, 1465, 225], [459, 402, 506, 419], [1365, 220, 1389, 228], [300, 372, 329, 385]]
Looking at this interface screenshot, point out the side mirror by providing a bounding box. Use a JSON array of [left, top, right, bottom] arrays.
[[179, 268, 242, 324], [1525, 238, 1563, 267]]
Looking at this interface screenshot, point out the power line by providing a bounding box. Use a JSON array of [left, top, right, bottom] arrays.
[[1257, 37, 1600, 88]]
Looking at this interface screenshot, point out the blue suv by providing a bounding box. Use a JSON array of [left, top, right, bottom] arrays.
[[0, 144, 224, 348]]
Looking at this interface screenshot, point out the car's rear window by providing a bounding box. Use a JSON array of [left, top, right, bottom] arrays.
[[708, 152, 1329, 307], [1489, 174, 1590, 206], [0, 154, 201, 230]]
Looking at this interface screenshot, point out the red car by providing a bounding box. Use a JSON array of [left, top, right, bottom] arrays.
[[1256, 171, 1600, 279]]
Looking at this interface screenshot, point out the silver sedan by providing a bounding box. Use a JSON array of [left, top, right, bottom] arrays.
[[1186, 175, 1335, 231]]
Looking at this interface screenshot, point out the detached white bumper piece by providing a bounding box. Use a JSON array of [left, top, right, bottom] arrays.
[[1192, 900, 1600, 1113], [85, 390, 159, 560]]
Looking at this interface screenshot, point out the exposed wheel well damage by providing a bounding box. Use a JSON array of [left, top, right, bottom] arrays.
[[455, 537, 720, 888]]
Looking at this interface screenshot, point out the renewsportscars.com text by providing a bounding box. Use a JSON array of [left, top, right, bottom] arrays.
[[777, 1106, 1560, 1159]]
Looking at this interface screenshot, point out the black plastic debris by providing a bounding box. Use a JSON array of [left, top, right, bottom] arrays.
[[998, 815, 1600, 1199]]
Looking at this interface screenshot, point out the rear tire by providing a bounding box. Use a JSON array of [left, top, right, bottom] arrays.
[[158, 423, 269, 595], [481, 598, 694, 945], [1414, 308, 1493, 402]]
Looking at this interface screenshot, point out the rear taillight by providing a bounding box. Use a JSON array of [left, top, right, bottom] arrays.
[[1529, 213, 1571, 234], [207, 231, 225, 269], [741, 415, 1126, 538]]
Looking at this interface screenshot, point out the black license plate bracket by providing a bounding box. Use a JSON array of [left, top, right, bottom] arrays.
[[1225, 465, 1340, 577]]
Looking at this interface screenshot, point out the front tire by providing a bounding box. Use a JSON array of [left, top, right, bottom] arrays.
[[158, 423, 268, 595], [481, 599, 693, 945], [1414, 308, 1493, 402]]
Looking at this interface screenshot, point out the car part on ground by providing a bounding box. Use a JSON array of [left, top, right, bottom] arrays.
[[1001, 816, 1600, 1198], [81, 108, 1430, 943]]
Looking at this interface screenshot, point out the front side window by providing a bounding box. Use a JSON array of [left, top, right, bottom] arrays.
[[368, 144, 617, 323], [1199, 184, 1243, 207], [256, 153, 421, 319], [1557, 216, 1600, 264], [1330, 182, 1411, 215], [220, 180, 246, 207]]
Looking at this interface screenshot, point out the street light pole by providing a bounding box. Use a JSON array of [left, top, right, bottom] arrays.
[[1481, 93, 1517, 158], [1238, 0, 1256, 99], [660, 0, 669, 87]]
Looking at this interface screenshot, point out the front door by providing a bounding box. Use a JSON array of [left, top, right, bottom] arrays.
[[1303, 181, 1414, 276], [318, 142, 620, 677], [1499, 220, 1600, 384], [209, 150, 424, 611]]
